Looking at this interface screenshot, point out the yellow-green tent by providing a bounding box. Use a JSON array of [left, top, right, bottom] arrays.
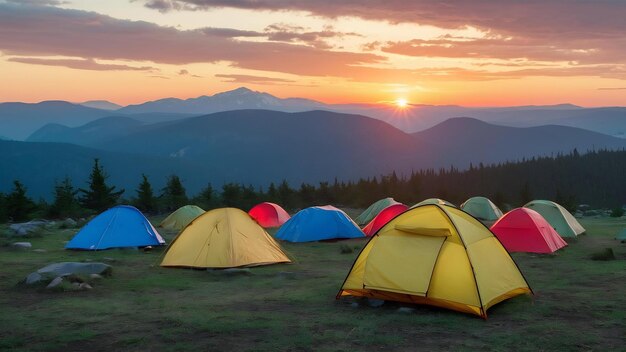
[[161, 208, 291, 268], [461, 196, 503, 221], [337, 204, 531, 318], [159, 205, 205, 231], [524, 200, 585, 238], [410, 198, 455, 209], [356, 198, 401, 225]]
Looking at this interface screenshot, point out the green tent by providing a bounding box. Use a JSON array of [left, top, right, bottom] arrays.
[[355, 198, 401, 225], [159, 205, 205, 231], [410, 198, 455, 209], [524, 200, 585, 238], [461, 196, 503, 221], [616, 229, 626, 241]]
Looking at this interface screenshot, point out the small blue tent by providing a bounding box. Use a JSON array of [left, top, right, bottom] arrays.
[[275, 205, 364, 242], [66, 205, 165, 250]]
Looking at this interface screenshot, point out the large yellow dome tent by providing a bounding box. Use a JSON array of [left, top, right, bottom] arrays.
[[337, 204, 532, 318], [161, 208, 291, 268], [159, 205, 205, 231]]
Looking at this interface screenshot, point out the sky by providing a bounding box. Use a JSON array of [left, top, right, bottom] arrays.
[[1, 0, 625, 106]]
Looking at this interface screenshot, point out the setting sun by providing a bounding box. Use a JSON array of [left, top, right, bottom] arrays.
[[395, 98, 408, 108]]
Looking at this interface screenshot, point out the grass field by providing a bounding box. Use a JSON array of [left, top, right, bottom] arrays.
[[1, 216, 625, 352]]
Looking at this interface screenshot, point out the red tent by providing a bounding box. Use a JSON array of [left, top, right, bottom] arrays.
[[490, 208, 567, 253], [362, 203, 408, 236], [248, 202, 291, 228]]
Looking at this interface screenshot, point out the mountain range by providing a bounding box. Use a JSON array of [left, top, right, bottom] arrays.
[[6, 109, 626, 199], [2, 87, 625, 141]]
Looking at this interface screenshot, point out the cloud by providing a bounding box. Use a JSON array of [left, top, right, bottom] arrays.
[[137, 1, 626, 40], [7, 57, 155, 71], [4, 0, 67, 5], [215, 74, 296, 84], [137, 1, 626, 66], [263, 23, 360, 49], [179, 69, 202, 77], [0, 3, 384, 79]]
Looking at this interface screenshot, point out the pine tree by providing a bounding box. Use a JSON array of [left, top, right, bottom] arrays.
[[6, 180, 36, 222], [161, 175, 188, 211], [518, 181, 533, 206], [134, 174, 157, 213], [79, 159, 124, 212], [194, 183, 215, 209], [49, 177, 81, 218], [221, 183, 242, 207], [0, 193, 7, 223]]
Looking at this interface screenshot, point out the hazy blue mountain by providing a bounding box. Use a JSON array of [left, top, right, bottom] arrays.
[[0, 101, 115, 140], [118, 87, 326, 114], [412, 117, 626, 167], [79, 100, 122, 110], [26, 116, 146, 146], [330, 104, 626, 137], [4, 111, 626, 200]]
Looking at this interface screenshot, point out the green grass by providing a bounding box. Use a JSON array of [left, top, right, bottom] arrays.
[[0, 217, 625, 351]]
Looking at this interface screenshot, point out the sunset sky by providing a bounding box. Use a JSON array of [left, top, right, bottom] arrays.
[[1, 0, 625, 106]]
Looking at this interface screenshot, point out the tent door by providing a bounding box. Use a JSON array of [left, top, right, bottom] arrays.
[[363, 233, 446, 296]]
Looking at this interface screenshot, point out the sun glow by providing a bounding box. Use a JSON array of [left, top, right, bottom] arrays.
[[395, 98, 408, 108]]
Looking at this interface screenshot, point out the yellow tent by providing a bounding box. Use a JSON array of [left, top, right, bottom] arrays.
[[159, 205, 205, 231], [161, 208, 291, 268], [337, 204, 531, 318]]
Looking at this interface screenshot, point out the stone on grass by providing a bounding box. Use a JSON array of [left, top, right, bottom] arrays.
[[24, 262, 112, 285], [9, 220, 48, 235], [25, 272, 43, 285], [46, 277, 63, 289], [89, 274, 103, 280], [11, 242, 32, 249], [37, 262, 112, 277], [32, 249, 47, 253], [79, 283, 93, 290], [62, 218, 77, 228]]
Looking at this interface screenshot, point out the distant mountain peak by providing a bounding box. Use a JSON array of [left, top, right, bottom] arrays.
[[79, 100, 122, 111]]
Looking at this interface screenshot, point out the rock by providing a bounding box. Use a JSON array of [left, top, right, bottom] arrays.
[[397, 307, 415, 314], [32, 249, 47, 253], [10, 220, 48, 235], [25, 272, 42, 285], [62, 218, 77, 227], [350, 302, 360, 308], [367, 299, 385, 308], [46, 277, 63, 289], [11, 242, 32, 249], [79, 283, 93, 290], [89, 274, 103, 280], [37, 262, 113, 277]]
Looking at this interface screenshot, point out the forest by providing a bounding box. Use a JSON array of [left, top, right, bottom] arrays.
[[1, 149, 624, 223]]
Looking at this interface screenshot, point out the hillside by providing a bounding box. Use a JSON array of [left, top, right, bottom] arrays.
[[0, 101, 114, 140], [10, 110, 625, 201], [412, 117, 626, 166]]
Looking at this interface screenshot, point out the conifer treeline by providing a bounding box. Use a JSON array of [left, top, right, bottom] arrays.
[[0, 149, 624, 222]]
